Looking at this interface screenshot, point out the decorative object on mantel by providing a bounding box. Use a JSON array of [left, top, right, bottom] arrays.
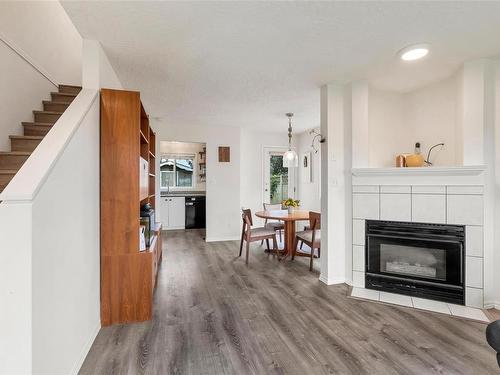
[[425, 143, 445, 166], [308, 128, 325, 154], [301, 152, 312, 183], [405, 142, 425, 167], [283, 113, 299, 167], [218, 146, 230, 162], [282, 198, 300, 214], [395, 154, 407, 167]]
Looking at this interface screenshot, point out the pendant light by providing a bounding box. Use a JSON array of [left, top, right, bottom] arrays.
[[283, 112, 298, 167]]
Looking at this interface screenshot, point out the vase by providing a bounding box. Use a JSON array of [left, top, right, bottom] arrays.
[[288, 206, 294, 214]]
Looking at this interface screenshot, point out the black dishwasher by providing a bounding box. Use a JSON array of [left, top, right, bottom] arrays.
[[185, 196, 206, 229]]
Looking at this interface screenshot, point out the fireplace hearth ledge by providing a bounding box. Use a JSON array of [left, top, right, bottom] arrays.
[[350, 287, 489, 323]]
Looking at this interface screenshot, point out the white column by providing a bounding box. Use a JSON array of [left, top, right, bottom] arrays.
[[320, 83, 351, 285], [351, 81, 369, 168]]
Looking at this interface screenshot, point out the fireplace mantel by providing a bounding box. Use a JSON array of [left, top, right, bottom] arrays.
[[352, 165, 486, 186]]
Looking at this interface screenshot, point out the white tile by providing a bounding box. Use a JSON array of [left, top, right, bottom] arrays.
[[466, 287, 484, 309], [447, 186, 484, 195], [352, 219, 365, 245], [380, 185, 411, 194], [412, 186, 446, 194], [380, 193, 411, 222], [411, 194, 446, 224], [352, 271, 365, 288], [352, 245, 365, 272], [412, 297, 451, 315], [448, 303, 489, 322], [466, 226, 483, 258], [351, 287, 380, 301], [466, 257, 483, 288], [379, 291, 413, 307], [447, 195, 483, 225], [353, 194, 379, 220], [353, 185, 379, 193]]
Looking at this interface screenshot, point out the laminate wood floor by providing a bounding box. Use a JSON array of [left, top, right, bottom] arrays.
[[79, 230, 498, 375]]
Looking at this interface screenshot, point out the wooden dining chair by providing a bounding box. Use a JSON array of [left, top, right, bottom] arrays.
[[261, 202, 285, 245], [239, 209, 279, 264], [292, 211, 321, 271]]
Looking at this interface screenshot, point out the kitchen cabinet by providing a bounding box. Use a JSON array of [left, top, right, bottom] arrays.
[[160, 196, 185, 229]]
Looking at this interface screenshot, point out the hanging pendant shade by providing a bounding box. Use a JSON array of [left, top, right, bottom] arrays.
[[283, 113, 298, 168]]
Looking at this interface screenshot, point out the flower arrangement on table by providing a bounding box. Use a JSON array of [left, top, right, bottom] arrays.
[[282, 198, 300, 213]]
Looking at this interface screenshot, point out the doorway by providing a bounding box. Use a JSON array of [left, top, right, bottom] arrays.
[[263, 147, 295, 204]]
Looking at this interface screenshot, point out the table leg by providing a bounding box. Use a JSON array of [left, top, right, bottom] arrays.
[[282, 221, 296, 260]]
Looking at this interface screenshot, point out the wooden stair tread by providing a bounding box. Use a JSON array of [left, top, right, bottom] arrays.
[[9, 135, 44, 140], [59, 84, 81, 89], [0, 170, 17, 174], [0, 151, 31, 156], [32, 110, 64, 115], [22, 122, 54, 126], [42, 100, 70, 105], [50, 92, 77, 97]]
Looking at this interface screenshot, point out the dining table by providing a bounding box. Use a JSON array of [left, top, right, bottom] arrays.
[[255, 209, 310, 258]]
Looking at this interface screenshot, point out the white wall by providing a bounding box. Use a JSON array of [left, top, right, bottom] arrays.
[[31, 95, 100, 375], [368, 74, 459, 167], [296, 129, 321, 212], [159, 141, 206, 191], [154, 122, 241, 241], [0, 1, 82, 150], [82, 39, 122, 90]]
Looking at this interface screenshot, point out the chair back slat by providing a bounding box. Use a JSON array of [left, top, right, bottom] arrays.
[[309, 211, 321, 230], [241, 208, 253, 239], [263, 203, 282, 211]]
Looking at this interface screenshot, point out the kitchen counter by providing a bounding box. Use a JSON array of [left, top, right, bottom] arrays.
[[160, 191, 206, 197]]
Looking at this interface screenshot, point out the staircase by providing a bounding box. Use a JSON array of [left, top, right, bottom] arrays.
[[0, 84, 82, 193]]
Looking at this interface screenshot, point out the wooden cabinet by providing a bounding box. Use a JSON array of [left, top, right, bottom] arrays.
[[160, 196, 185, 229], [100, 88, 161, 326]]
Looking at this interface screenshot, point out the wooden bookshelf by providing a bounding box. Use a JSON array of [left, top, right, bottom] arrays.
[[100, 89, 162, 326]]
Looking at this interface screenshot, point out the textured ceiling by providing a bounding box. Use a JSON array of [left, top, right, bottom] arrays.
[[62, 1, 500, 132]]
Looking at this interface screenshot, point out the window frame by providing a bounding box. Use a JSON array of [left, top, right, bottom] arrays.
[[159, 154, 196, 189]]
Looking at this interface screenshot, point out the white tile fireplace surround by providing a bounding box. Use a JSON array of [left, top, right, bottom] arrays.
[[351, 166, 486, 309]]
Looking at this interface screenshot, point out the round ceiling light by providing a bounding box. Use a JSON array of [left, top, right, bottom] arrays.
[[399, 44, 429, 61]]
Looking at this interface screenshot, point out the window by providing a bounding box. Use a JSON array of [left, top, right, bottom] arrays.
[[160, 155, 194, 188]]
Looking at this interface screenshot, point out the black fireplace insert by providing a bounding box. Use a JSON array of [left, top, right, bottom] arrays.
[[365, 220, 465, 305]]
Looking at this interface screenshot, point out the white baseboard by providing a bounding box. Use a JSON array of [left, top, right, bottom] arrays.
[[206, 236, 240, 242], [319, 274, 345, 285], [70, 323, 100, 375], [484, 301, 500, 310]]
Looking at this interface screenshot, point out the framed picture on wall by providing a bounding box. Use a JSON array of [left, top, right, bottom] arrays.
[[301, 152, 312, 183]]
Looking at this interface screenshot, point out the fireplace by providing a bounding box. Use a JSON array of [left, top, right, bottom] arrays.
[[365, 220, 465, 305]]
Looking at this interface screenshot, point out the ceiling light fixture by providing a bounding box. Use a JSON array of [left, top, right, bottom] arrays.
[[283, 113, 298, 168], [399, 44, 429, 61]]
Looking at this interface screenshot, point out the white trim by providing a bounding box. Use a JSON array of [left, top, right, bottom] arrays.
[[352, 166, 486, 177], [484, 301, 500, 310], [206, 236, 240, 242], [319, 274, 345, 285], [0, 31, 58, 87], [0, 89, 98, 202], [69, 323, 100, 375]]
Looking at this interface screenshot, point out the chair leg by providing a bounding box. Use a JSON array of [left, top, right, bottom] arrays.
[[300, 240, 304, 250], [239, 236, 244, 257], [245, 241, 250, 265], [279, 229, 282, 242], [260, 239, 264, 246], [310, 247, 314, 271], [266, 239, 270, 250], [318, 248, 321, 258], [273, 234, 279, 259]]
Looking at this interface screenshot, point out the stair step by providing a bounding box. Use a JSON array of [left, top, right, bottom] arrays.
[[50, 92, 77, 103], [43, 101, 70, 112], [0, 170, 17, 193], [22, 122, 53, 136], [0, 152, 30, 170], [10, 135, 44, 152], [33, 110, 63, 124], [58, 84, 82, 95]]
